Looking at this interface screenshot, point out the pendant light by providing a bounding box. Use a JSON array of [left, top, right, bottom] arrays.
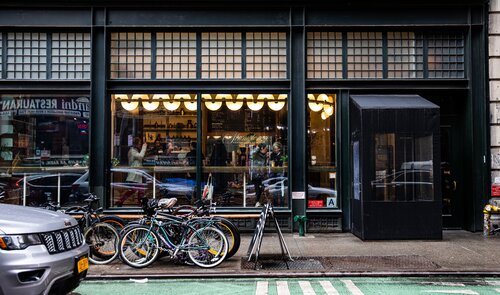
[[204, 94, 223, 111], [268, 94, 287, 111], [141, 94, 159, 111], [308, 93, 327, 112], [247, 94, 266, 111], [117, 94, 139, 111], [323, 94, 335, 116], [179, 94, 197, 111], [157, 94, 180, 111], [226, 94, 244, 111]]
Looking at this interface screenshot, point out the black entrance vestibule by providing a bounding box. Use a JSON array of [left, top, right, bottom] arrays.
[[350, 95, 441, 240]]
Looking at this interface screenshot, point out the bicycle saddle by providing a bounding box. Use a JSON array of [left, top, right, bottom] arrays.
[[158, 198, 178, 209]]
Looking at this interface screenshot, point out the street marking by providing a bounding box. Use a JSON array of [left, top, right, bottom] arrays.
[[299, 281, 316, 295], [276, 281, 290, 295], [421, 290, 478, 295], [486, 281, 500, 286], [495, 289, 500, 293], [422, 282, 466, 287], [320, 281, 340, 295], [256, 281, 268, 295], [341, 280, 364, 295]]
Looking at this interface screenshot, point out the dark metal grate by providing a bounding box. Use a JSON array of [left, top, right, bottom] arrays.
[[110, 32, 152, 79], [242, 255, 440, 270], [307, 217, 342, 232], [427, 32, 464, 78], [246, 32, 287, 79], [156, 32, 197, 79], [307, 32, 342, 79], [6, 32, 47, 79], [387, 32, 424, 79], [51, 33, 91, 80], [201, 32, 242, 79], [40, 226, 84, 254]]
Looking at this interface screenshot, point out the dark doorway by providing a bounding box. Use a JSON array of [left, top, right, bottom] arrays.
[[440, 113, 465, 229]]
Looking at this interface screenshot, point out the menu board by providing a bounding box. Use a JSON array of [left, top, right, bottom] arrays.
[[208, 108, 275, 132]]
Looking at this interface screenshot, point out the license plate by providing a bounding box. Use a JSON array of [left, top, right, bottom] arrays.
[[77, 256, 89, 274]]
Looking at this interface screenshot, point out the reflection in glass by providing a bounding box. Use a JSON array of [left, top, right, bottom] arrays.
[[372, 133, 434, 202], [202, 93, 288, 208], [0, 94, 89, 207], [307, 93, 337, 209]]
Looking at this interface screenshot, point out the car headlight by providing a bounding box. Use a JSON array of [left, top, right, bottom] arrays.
[[0, 234, 42, 250]]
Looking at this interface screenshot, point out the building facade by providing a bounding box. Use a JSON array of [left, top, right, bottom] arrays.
[[0, 0, 490, 234]]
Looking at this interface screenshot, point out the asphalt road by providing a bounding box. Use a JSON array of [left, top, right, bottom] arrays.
[[73, 277, 500, 295]]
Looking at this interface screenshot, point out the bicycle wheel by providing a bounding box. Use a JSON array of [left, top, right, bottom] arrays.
[[214, 217, 241, 259], [187, 226, 228, 268], [119, 225, 160, 268], [84, 222, 119, 265], [99, 215, 127, 231]]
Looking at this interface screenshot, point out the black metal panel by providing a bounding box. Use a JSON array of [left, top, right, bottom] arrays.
[[0, 80, 90, 92], [106, 80, 290, 92], [107, 8, 289, 27], [306, 8, 470, 26], [0, 8, 91, 27]]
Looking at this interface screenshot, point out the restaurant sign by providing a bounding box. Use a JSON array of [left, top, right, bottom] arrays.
[[0, 97, 90, 118]]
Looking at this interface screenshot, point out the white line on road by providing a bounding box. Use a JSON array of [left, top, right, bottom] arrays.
[[299, 281, 316, 295], [421, 290, 478, 294], [255, 281, 268, 295], [486, 281, 500, 286], [341, 280, 364, 295], [276, 281, 290, 295], [319, 281, 340, 295], [495, 289, 500, 293]]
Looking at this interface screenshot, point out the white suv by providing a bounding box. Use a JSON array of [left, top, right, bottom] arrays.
[[0, 204, 89, 295]]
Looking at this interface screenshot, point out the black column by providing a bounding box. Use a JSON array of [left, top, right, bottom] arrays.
[[290, 8, 306, 230], [89, 8, 108, 206]]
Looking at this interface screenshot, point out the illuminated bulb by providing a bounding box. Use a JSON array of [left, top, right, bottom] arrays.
[[308, 94, 326, 112], [204, 94, 223, 111], [117, 94, 139, 111], [247, 94, 266, 111], [140, 94, 159, 111], [177, 94, 197, 111], [156, 94, 179, 111], [321, 111, 330, 120], [268, 94, 287, 111], [226, 94, 244, 111]]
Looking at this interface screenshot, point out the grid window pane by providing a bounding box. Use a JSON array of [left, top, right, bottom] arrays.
[[110, 32, 152, 79], [6, 32, 47, 79], [0, 33, 2, 75], [156, 32, 196, 79], [387, 32, 424, 79], [201, 32, 242, 79], [307, 32, 342, 79], [246, 32, 287, 79], [347, 32, 383, 79], [427, 32, 465, 78], [51, 33, 91, 80]]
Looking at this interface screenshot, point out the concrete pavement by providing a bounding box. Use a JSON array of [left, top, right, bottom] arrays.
[[87, 231, 500, 279]]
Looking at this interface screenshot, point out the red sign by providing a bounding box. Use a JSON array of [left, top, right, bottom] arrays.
[[308, 200, 324, 208], [492, 185, 500, 197]]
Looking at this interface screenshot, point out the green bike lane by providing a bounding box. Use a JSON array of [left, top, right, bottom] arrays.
[[75, 277, 500, 295]]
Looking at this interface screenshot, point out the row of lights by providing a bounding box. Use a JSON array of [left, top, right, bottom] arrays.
[[115, 94, 288, 112], [116, 93, 335, 119]]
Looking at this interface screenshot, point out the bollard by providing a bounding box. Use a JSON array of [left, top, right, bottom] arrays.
[[294, 215, 308, 237]]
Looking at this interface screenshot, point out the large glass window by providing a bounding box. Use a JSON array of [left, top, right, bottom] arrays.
[[0, 95, 90, 207], [201, 93, 288, 208], [372, 133, 434, 201], [307, 93, 337, 209], [111, 92, 288, 208]]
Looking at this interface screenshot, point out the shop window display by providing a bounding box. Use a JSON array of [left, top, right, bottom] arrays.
[[307, 93, 338, 209], [0, 94, 90, 207], [111, 93, 288, 208]]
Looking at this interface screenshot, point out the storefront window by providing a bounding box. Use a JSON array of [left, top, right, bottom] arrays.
[[372, 133, 434, 201], [307, 93, 338, 209], [0, 94, 90, 207], [111, 94, 198, 207], [111, 93, 288, 208], [201, 93, 288, 208]]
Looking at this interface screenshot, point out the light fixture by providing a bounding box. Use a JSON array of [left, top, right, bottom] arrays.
[[247, 94, 266, 111], [140, 94, 159, 111], [308, 93, 327, 112], [323, 94, 335, 116], [226, 94, 244, 111], [177, 94, 197, 111], [268, 94, 287, 111], [204, 94, 223, 111], [156, 94, 179, 111], [117, 94, 139, 111], [321, 111, 330, 120]]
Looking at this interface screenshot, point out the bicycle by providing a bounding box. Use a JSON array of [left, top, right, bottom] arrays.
[[63, 193, 126, 264], [118, 198, 228, 268]]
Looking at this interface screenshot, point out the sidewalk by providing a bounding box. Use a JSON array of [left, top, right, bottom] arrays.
[[87, 231, 500, 279]]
